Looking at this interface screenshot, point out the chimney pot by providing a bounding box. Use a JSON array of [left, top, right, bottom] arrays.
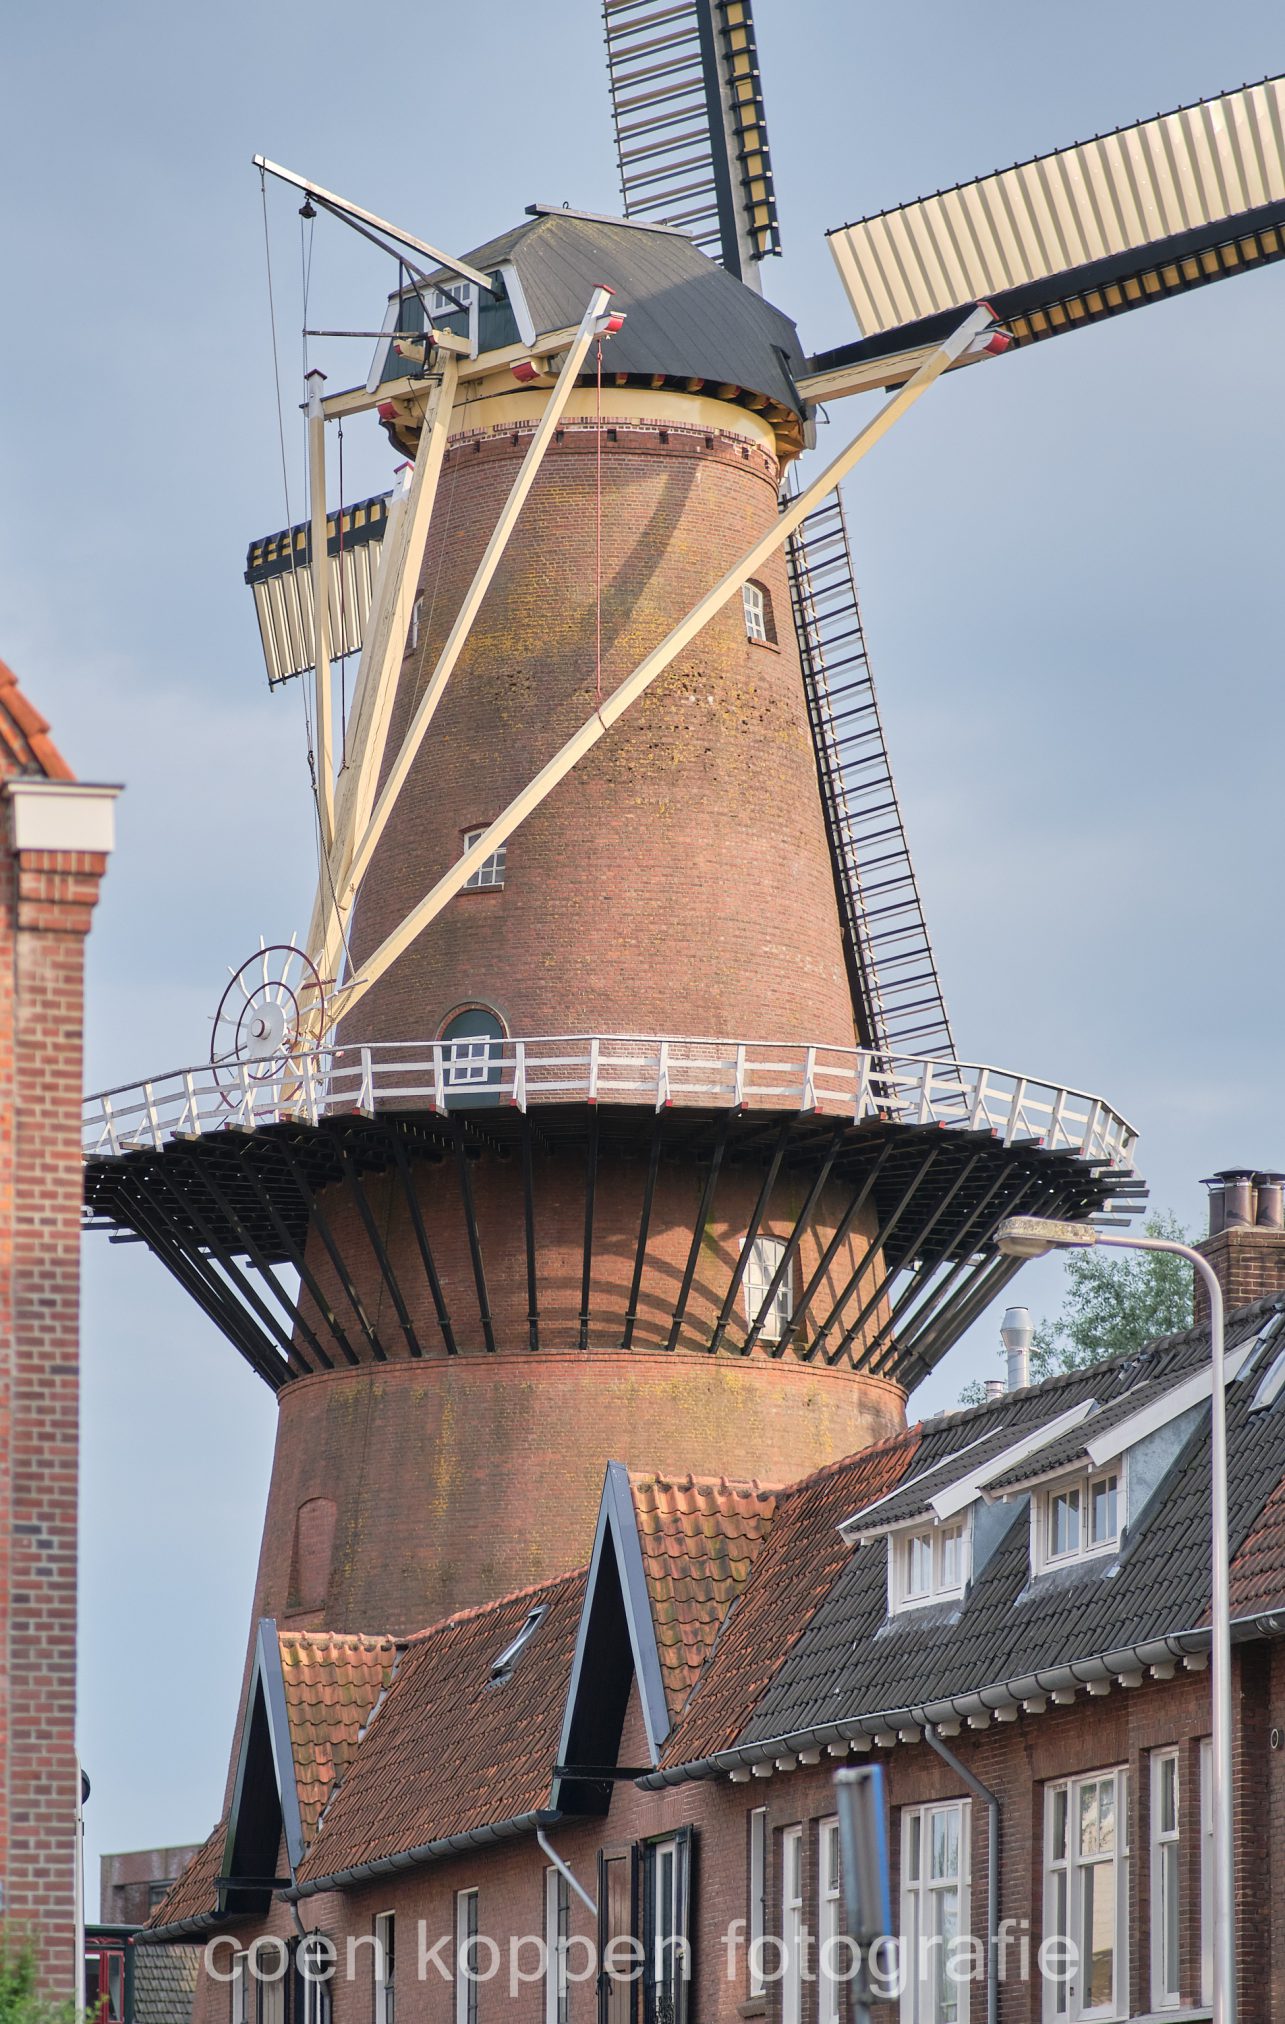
[[983, 1379, 1005, 1401], [1255, 1174, 1285, 1230], [1000, 1304, 1033, 1390], [1217, 1168, 1257, 1229]]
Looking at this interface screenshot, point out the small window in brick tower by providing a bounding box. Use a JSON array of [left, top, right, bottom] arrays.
[[440, 1007, 505, 1108], [462, 828, 506, 888], [742, 580, 770, 643], [744, 1236, 793, 1342]]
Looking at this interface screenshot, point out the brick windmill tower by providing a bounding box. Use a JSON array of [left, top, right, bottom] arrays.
[[85, 21, 1283, 1641]]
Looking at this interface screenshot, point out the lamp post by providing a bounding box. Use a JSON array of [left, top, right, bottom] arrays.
[[996, 1216, 1234, 2024]]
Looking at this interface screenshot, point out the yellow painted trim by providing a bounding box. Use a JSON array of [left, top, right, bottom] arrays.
[[444, 379, 779, 451]]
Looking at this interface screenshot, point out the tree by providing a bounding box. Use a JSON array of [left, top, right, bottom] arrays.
[[959, 1212, 1194, 1404], [0, 1937, 75, 2024]]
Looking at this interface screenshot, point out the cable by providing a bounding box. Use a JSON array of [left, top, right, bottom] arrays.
[[594, 336, 605, 724]]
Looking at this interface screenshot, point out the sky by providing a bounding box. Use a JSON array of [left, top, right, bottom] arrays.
[[1, 0, 1281, 1912]]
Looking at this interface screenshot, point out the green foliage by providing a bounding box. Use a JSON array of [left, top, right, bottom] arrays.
[[0, 1936, 75, 2024], [958, 1212, 1195, 1406]]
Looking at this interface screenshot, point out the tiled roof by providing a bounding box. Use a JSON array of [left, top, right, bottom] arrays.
[[734, 1300, 1285, 1749], [659, 1432, 921, 1768], [1232, 1467, 1285, 1615], [0, 659, 72, 779], [296, 1571, 586, 1887], [133, 1942, 200, 2024], [278, 1630, 398, 1847], [144, 1821, 225, 1936], [629, 1473, 779, 1716]]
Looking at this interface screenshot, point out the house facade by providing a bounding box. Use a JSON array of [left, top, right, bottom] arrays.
[[0, 660, 115, 1993], [145, 1232, 1285, 2024]]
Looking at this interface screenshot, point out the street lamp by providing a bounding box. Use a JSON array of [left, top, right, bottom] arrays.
[[996, 1215, 1234, 2024]]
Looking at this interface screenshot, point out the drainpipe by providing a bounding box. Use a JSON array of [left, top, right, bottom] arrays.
[[922, 1725, 999, 2024]]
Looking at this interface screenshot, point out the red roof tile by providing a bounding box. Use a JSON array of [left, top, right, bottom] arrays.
[[628, 1472, 779, 1717], [144, 1820, 226, 1934], [296, 1571, 586, 1887], [658, 1430, 921, 1767], [279, 1630, 399, 1847], [0, 659, 73, 780]]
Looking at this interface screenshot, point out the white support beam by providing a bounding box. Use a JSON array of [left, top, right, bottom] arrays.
[[319, 286, 617, 989], [305, 358, 459, 976], [326, 302, 992, 1028], [253, 156, 490, 289], [306, 373, 335, 857]]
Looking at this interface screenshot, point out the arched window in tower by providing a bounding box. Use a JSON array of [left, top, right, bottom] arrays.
[[440, 1006, 506, 1107], [742, 579, 775, 645]]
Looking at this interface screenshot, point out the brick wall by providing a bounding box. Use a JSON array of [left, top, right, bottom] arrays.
[[1196, 1226, 1285, 1321], [0, 785, 108, 1993], [248, 1354, 904, 1637], [345, 413, 854, 1052], [184, 1656, 1275, 2024]]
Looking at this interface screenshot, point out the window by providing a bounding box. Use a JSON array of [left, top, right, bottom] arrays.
[[147, 1880, 174, 1909], [819, 1816, 843, 2024], [901, 1800, 970, 2024], [781, 1825, 804, 2024], [408, 594, 423, 654], [232, 1943, 249, 2023], [890, 1520, 968, 1612], [742, 581, 774, 644], [1150, 1752, 1180, 2009], [491, 1605, 547, 1681], [375, 1913, 396, 2024], [296, 1939, 332, 2024], [1200, 1739, 1213, 2009], [745, 1236, 792, 1343], [545, 1869, 570, 2024], [641, 1831, 692, 2024], [439, 1008, 505, 1102], [462, 827, 506, 889], [455, 1890, 480, 2024], [259, 1965, 285, 2024], [1044, 1769, 1128, 2020], [748, 1808, 767, 1997], [1034, 1471, 1121, 1573]]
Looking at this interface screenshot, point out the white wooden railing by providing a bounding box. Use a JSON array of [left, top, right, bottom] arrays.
[[82, 1036, 1138, 1169]]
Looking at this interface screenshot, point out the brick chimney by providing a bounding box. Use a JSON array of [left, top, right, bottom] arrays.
[[1196, 1169, 1285, 1320]]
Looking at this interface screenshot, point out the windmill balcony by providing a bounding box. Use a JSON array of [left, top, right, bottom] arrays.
[[82, 1035, 1144, 1398]]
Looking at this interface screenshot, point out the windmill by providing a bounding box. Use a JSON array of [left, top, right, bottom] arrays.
[[81, 19, 1282, 1637]]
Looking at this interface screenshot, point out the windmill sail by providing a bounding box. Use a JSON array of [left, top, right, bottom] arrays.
[[601, 0, 780, 279], [245, 493, 391, 689], [815, 74, 1285, 398], [786, 486, 954, 1061]]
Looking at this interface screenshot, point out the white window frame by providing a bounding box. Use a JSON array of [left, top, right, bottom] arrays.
[[748, 1807, 767, 1997], [781, 1824, 804, 2024], [743, 580, 768, 643], [462, 828, 506, 889], [889, 1518, 970, 1614], [374, 1911, 396, 2024], [544, 1867, 570, 2024], [408, 594, 423, 655], [259, 1969, 285, 2024], [231, 1952, 249, 2024], [1043, 1768, 1129, 2022], [745, 1235, 792, 1343], [1032, 1466, 1123, 1575], [1150, 1750, 1180, 2010], [455, 1889, 480, 2024], [819, 1815, 843, 2024], [297, 1938, 332, 2024], [900, 1798, 971, 2024], [1200, 1738, 1213, 2010]]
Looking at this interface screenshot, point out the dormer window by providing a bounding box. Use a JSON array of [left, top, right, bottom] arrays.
[[1034, 1468, 1121, 1574], [889, 1517, 968, 1613]]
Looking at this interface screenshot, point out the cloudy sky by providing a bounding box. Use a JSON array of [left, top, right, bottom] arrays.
[[2, 0, 1280, 1908]]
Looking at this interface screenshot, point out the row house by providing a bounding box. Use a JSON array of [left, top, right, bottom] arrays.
[[143, 1286, 1285, 2024]]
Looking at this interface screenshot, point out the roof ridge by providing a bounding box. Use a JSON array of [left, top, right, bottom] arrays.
[[403, 1564, 588, 1643], [278, 1628, 398, 1652], [627, 1468, 784, 1494], [0, 658, 74, 780]]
